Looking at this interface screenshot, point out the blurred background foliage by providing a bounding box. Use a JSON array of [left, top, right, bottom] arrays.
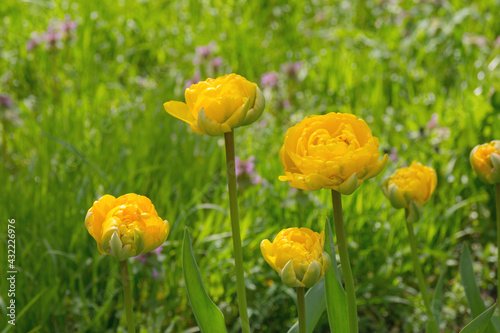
[[1, 0, 500, 331]]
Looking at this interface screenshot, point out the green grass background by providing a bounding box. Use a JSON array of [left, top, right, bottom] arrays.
[[1, 0, 500, 331]]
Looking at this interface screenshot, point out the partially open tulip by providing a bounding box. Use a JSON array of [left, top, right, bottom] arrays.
[[261, 227, 331, 288], [85, 193, 169, 261], [164, 73, 265, 136], [279, 113, 388, 194], [470, 140, 500, 184], [382, 162, 437, 222]]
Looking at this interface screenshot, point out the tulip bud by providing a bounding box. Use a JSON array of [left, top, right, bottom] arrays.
[[261, 228, 331, 288], [470, 140, 500, 185], [382, 162, 437, 223]]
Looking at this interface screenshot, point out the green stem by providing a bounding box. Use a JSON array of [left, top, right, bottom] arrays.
[[404, 210, 438, 333], [119, 260, 136, 333], [331, 190, 358, 333], [495, 183, 500, 305], [224, 131, 250, 333], [297, 287, 306, 333]]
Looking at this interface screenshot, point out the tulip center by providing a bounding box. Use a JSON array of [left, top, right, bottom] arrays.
[[105, 204, 146, 250], [475, 144, 498, 166], [307, 125, 360, 159]]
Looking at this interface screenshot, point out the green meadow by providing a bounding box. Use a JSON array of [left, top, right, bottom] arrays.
[[1, 0, 500, 331]]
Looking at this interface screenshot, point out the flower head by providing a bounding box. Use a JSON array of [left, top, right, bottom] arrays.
[[26, 33, 43, 52], [85, 193, 169, 261], [281, 61, 302, 79], [470, 140, 500, 184], [382, 162, 437, 222], [279, 112, 388, 194], [211, 56, 223, 70], [164, 73, 265, 136], [261, 71, 279, 88], [0, 94, 13, 108], [261, 227, 331, 288]]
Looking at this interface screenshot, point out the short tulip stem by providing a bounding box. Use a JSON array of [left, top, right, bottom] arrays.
[[119, 260, 136, 333], [224, 131, 250, 333], [496, 183, 500, 303], [331, 190, 358, 333], [297, 287, 306, 333], [404, 210, 438, 333]]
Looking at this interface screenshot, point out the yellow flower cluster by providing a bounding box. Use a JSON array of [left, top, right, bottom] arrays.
[[261, 227, 331, 288], [85, 193, 169, 261]]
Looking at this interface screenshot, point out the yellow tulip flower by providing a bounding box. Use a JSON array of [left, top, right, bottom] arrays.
[[85, 193, 169, 261], [164, 74, 265, 136], [279, 113, 387, 194], [261, 227, 331, 288], [382, 162, 437, 223], [470, 140, 500, 184]]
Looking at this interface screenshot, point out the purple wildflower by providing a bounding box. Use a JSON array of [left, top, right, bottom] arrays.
[[426, 113, 439, 130], [153, 268, 159, 279], [26, 34, 43, 52], [495, 36, 500, 48], [235, 156, 265, 185], [152, 246, 163, 255], [135, 254, 148, 263], [185, 71, 201, 89], [462, 33, 488, 47], [193, 41, 216, 65], [281, 61, 302, 78], [0, 94, 13, 108], [389, 147, 398, 163], [235, 156, 254, 177], [43, 26, 62, 50], [261, 71, 279, 88], [211, 56, 223, 70], [282, 100, 291, 108], [60, 15, 78, 33]]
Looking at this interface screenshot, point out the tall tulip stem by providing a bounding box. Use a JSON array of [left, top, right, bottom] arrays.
[[297, 287, 306, 333], [496, 183, 500, 303], [331, 190, 358, 333], [119, 260, 136, 333], [224, 131, 250, 333], [404, 210, 438, 333]]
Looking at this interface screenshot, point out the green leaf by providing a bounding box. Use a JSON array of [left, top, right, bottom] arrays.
[[287, 278, 327, 333], [425, 272, 445, 333], [460, 304, 497, 333], [460, 244, 497, 333], [492, 316, 500, 332], [182, 227, 227, 333], [324, 218, 349, 333]]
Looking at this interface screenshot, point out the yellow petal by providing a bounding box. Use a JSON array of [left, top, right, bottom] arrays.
[[164, 101, 196, 125], [142, 216, 170, 254]]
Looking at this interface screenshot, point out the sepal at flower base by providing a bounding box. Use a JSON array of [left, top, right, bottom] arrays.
[[261, 227, 331, 289], [280, 257, 330, 289], [406, 200, 422, 224]]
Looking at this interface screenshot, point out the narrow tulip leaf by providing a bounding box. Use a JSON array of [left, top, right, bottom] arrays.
[[324, 218, 349, 333], [492, 316, 500, 332], [182, 228, 227, 333], [425, 271, 445, 333], [288, 278, 327, 333], [459, 304, 497, 333], [460, 244, 497, 333]]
